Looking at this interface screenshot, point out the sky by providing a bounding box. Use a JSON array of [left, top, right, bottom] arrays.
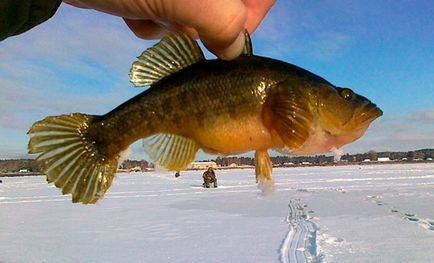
[[0, 0, 433, 160]]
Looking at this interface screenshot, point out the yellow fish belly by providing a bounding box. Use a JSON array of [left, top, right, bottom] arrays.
[[192, 114, 283, 155]]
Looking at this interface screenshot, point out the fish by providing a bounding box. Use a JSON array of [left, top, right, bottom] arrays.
[[28, 31, 382, 204]]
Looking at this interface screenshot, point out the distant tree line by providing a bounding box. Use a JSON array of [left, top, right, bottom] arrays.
[[1, 149, 433, 173], [340, 148, 434, 162], [207, 149, 434, 166], [119, 160, 152, 170], [214, 156, 254, 166], [0, 159, 152, 174], [212, 155, 335, 166], [0, 159, 41, 173]]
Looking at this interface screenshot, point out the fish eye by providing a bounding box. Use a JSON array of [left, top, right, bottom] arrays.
[[340, 88, 354, 101]]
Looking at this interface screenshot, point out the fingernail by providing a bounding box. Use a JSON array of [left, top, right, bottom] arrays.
[[218, 31, 245, 60]]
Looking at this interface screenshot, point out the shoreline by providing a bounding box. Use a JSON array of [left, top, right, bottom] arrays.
[[1, 160, 433, 178]]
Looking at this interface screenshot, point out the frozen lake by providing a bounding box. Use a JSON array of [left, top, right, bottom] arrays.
[[1, 163, 434, 262]]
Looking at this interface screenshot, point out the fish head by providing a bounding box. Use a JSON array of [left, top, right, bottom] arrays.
[[263, 81, 382, 155], [316, 85, 383, 147]]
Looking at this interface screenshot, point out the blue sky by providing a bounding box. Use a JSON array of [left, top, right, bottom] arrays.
[[0, 1, 433, 160]]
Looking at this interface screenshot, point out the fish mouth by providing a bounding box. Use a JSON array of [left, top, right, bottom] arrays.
[[355, 102, 383, 125]]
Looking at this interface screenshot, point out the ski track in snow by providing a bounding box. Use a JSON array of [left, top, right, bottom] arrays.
[[279, 199, 322, 263]]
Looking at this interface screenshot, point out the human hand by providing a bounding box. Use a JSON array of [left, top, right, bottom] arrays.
[[63, 0, 275, 59]]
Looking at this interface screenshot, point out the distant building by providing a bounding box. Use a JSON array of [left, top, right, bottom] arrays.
[[19, 169, 29, 173], [188, 161, 218, 170], [362, 159, 371, 162], [377, 157, 391, 162], [426, 157, 433, 161]]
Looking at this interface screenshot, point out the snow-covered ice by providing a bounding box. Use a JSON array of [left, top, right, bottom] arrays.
[[1, 163, 434, 262]]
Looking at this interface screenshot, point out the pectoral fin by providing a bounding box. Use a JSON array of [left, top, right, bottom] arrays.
[[262, 81, 313, 149], [255, 150, 274, 194], [143, 134, 199, 171]]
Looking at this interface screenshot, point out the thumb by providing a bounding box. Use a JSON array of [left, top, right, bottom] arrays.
[[165, 0, 247, 59]]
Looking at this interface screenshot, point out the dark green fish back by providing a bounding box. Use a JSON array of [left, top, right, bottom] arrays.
[[90, 55, 323, 152]]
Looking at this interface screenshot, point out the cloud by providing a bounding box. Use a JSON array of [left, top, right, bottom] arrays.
[[0, 4, 152, 157], [253, 0, 352, 62], [304, 32, 351, 61], [0, 5, 146, 74], [345, 109, 434, 153], [410, 109, 434, 123], [0, 5, 151, 130]]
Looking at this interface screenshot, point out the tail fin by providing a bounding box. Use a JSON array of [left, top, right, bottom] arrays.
[[28, 113, 118, 204]]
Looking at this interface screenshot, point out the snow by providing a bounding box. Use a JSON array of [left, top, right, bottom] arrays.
[[1, 163, 434, 263]]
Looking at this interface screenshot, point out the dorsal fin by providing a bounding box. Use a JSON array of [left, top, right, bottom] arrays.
[[240, 30, 253, 56], [130, 33, 205, 87], [143, 134, 199, 171]]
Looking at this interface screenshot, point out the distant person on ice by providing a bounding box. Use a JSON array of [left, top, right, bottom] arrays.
[[202, 167, 217, 188], [174, 171, 181, 178]]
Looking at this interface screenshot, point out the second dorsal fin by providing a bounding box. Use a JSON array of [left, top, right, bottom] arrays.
[[129, 33, 205, 87]]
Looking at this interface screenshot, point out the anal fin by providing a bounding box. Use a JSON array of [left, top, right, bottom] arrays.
[[255, 150, 274, 194], [143, 134, 199, 171]]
